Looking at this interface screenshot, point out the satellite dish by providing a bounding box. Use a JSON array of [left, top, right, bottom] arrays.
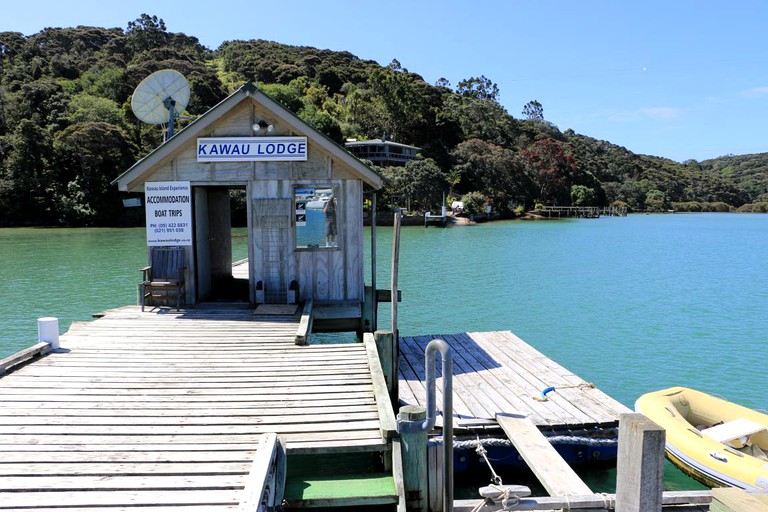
[[131, 69, 190, 138]]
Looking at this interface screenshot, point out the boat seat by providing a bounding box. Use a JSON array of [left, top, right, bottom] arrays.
[[701, 418, 766, 446]]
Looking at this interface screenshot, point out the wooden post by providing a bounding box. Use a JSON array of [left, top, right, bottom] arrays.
[[374, 330, 396, 405], [398, 405, 428, 512], [615, 412, 665, 512], [371, 192, 378, 332]]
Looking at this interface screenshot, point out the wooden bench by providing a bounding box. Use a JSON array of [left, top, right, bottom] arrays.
[[140, 247, 186, 311]]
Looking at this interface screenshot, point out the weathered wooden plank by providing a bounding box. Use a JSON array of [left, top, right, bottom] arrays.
[[0, 418, 383, 435], [0, 474, 248, 491], [0, 342, 52, 376], [0, 451, 256, 463], [0, 376, 373, 388], [496, 414, 592, 497], [0, 398, 377, 410], [0, 411, 380, 426], [0, 462, 250, 475], [0, 404, 378, 417], [0, 489, 243, 508], [363, 332, 396, 437], [295, 298, 313, 345], [0, 392, 376, 403], [237, 432, 280, 511], [710, 488, 768, 512]]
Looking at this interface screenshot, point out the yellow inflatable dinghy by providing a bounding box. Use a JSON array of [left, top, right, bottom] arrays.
[[635, 386, 768, 491]]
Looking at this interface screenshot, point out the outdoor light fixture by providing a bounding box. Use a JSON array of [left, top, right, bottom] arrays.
[[253, 120, 274, 133]]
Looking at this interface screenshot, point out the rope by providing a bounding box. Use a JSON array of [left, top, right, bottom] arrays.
[[599, 492, 615, 509], [469, 499, 489, 512], [535, 382, 595, 401]]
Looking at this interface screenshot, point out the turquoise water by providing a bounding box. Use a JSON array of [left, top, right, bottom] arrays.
[[3, 216, 765, 408], [1, 214, 766, 491], [370, 214, 768, 411]]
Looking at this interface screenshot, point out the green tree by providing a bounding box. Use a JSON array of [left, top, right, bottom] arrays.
[[570, 184, 597, 206], [67, 93, 121, 124], [53, 121, 137, 224], [399, 158, 448, 211], [1, 119, 55, 221], [644, 189, 669, 212], [456, 75, 499, 101], [298, 104, 343, 144], [125, 14, 169, 57], [260, 83, 303, 112], [522, 100, 544, 121], [451, 138, 533, 209]]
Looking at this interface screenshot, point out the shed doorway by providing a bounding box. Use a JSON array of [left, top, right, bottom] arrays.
[[194, 187, 249, 302]]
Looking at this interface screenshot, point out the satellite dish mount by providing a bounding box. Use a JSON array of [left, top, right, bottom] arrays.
[[163, 97, 176, 138]]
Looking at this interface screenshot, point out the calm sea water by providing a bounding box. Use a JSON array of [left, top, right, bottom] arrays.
[[1, 214, 766, 490]]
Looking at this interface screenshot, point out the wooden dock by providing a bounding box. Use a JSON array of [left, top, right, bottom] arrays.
[[399, 331, 630, 430], [538, 206, 628, 218], [0, 305, 398, 510]]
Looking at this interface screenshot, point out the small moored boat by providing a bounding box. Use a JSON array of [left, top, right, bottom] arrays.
[[636, 386, 768, 491]]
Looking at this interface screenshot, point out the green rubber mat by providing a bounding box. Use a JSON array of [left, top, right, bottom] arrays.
[[285, 473, 397, 505]]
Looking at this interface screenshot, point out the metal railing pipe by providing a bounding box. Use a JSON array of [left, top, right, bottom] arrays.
[[397, 338, 453, 512]]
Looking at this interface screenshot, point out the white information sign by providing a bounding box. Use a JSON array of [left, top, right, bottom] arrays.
[[197, 137, 308, 162], [144, 181, 192, 246]]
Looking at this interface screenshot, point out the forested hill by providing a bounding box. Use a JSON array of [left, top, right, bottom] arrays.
[[0, 15, 765, 226]]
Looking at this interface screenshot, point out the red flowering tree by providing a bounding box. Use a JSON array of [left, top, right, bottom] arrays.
[[520, 138, 580, 204]]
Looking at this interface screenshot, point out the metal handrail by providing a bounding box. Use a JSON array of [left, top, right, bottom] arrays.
[[397, 338, 454, 512]]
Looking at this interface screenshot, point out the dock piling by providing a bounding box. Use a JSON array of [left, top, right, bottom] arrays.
[[615, 412, 666, 512], [398, 405, 428, 512]]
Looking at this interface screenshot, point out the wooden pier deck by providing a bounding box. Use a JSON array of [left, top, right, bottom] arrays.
[[399, 331, 631, 430], [0, 305, 395, 510]]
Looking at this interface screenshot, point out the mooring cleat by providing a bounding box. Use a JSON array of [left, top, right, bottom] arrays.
[[479, 484, 531, 508]]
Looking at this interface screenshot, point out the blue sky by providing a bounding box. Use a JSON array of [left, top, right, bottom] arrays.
[[3, 0, 768, 162]]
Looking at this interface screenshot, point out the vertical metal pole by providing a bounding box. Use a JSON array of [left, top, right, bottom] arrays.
[[390, 209, 402, 404], [396, 338, 454, 512], [425, 339, 453, 512], [371, 192, 377, 332], [164, 97, 176, 140]]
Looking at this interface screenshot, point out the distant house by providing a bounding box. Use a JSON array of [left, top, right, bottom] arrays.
[[345, 138, 420, 167]]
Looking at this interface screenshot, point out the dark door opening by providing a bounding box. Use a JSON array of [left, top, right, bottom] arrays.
[[194, 186, 250, 302]]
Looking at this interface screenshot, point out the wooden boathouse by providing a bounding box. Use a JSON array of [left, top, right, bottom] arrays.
[[114, 81, 383, 316]]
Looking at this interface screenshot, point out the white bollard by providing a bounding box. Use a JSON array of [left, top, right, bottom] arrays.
[[37, 317, 59, 350]]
